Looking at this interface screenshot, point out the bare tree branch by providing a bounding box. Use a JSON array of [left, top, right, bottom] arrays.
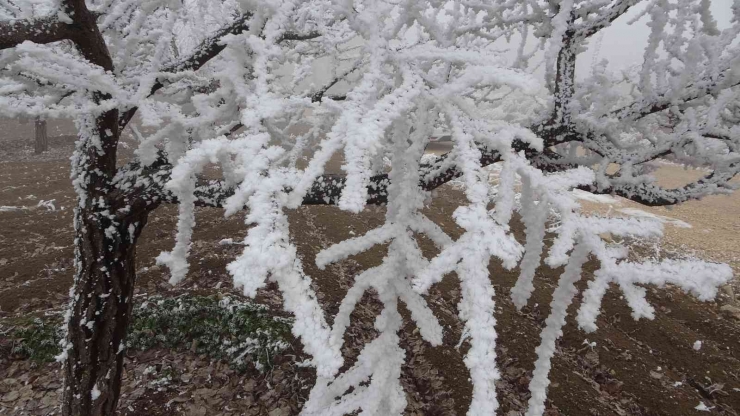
[[129, 138, 547, 210], [166, 147, 733, 209], [277, 30, 321, 43]]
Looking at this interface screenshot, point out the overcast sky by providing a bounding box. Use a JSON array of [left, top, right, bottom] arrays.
[[574, 0, 735, 78]]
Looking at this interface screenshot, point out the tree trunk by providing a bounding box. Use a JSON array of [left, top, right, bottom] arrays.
[[34, 117, 48, 154], [60, 204, 149, 415], [59, 110, 155, 416]]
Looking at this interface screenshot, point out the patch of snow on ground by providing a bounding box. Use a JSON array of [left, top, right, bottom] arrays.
[[695, 402, 713, 412], [616, 208, 692, 228], [0, 206, 28, 212], [571, 189, 620, 204]]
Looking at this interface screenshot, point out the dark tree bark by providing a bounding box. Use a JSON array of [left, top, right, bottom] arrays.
[[60, 107, 140, 416], [34, 117, 48, 154], [61, 206, 150, 415], [59, 109, 162, 416], [45, 2, 143, 414], [0, 14, 76, 49], [56, 101, 163, 416]]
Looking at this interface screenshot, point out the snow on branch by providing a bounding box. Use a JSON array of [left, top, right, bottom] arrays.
[[1, 0, 738, 415], [0, 12, 76, 51]]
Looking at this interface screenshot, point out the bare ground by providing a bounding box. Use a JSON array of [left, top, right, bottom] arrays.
[[0, 135, 739, 415]]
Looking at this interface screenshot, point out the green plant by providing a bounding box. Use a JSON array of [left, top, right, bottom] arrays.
[[127, 294, 292, 370], [8, 317, 62, 362], [2, 295, 293, 371]]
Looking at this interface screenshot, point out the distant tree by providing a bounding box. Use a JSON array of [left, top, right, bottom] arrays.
[[1, 1, 738, 416], [34, 116, 47, 153]]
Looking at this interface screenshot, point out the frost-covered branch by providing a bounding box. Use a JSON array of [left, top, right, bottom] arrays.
[[0, 13, 76, 50], [574, 0, 640, 39], [118, 12, 255, 130], [610, 71, 740, 122], [580, 163, 740, 206]]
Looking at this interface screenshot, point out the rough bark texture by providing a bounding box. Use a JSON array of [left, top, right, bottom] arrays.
[[61, 210, 149, 415], [60, 110, 162, 415], [34, 118, 48, 154], [43, 3, 253, 413], [54, 2, 131, 413], [60, 106, 135, 416]]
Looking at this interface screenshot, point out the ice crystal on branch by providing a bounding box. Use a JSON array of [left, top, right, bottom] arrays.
[[0, 0, 737, 414]]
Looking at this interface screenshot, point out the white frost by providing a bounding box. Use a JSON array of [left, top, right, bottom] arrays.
[[617, 208, 692, 228], [91, 384, 101, 401], [1, 1, 735, 416]]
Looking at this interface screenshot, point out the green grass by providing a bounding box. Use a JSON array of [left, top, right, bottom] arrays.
[[5, 317, 61, 363], [2, 294, 293, 371], [127, 294, 292, 370]]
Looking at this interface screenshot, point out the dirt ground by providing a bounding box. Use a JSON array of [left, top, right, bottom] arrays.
[[574, 162, 740, 277], [1, 133, 739, 415]]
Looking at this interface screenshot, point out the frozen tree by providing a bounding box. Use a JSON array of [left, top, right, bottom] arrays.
[[1, 0, 738, 415], [0, 1, 324, 414]]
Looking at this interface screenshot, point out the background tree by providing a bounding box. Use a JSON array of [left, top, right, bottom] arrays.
[[1, 1, 738, 416], [12, 114, 47, 153], [34, 116, 47, 153]]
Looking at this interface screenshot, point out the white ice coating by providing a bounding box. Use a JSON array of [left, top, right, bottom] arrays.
[[1, 0, 737, 415]]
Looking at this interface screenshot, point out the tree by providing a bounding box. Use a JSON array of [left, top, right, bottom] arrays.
[[0, 0, 738, 415], [34, 116, 48, 153], [0, 1, 263, 414]]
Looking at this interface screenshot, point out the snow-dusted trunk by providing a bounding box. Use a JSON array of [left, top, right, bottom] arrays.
[[34, 117, 48, 154], [61, 207, 148, 416], [38, 5, 146, 412], [58, 110, 148, 416]]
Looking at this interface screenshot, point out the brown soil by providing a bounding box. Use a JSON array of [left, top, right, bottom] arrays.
[[578, 161, 740, 276], [1, 134, 739, 415]]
